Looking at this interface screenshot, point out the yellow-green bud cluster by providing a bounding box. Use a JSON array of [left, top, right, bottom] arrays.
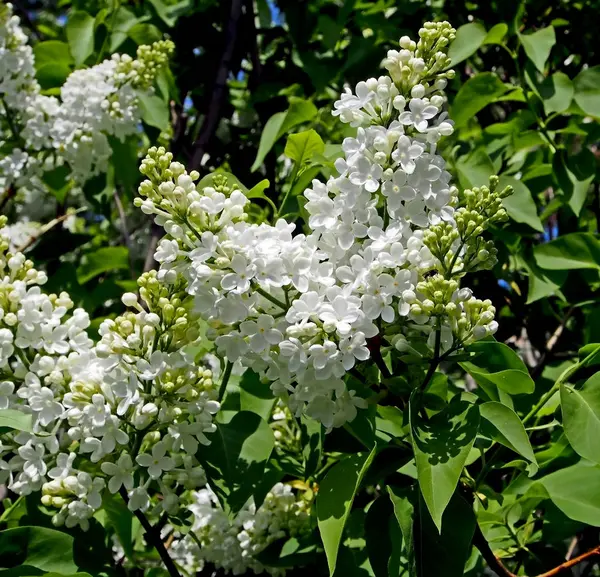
[[383, 21, 456, 95], [114, 39, 175, 90], [410, 275, 460, 319], [452, 296, 497, 344]]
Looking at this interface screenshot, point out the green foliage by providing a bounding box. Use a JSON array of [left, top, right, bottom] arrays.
[[4, 0, 600, 576]]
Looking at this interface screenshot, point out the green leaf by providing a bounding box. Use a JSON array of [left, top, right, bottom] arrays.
[[560, 373, 600, 464], [499, 176, 543, 232], [456, 148, 494, 189], [147, 0, 190, 26], [387, 486, 415, 574], [245, 179, 277, 213], [0, 409, 33, 433], [239, 369, 275, 420], [365, 495, 399, 577], [251, 98, 318, 172], [410, 395, 479, 531], [553, 149, 596, 217], [108, 135, 140, 193], [541, 461, 600, 526], [101, 493, 137, 560], [461, 340, 535, 396], [480, 402, 538, 473], [534, 233, 600, 271], [317, 448, 376, 575], [251, 112, 287, 172], [41, 165, 72, 204], [76, 247, 130, 284], [200, 411, 275, 513], [136, 92, 170, 131], [539, 72, 574, 115], [128, 23, 163, 46], [284, 129, 325, 167], [108, 6, 140, 52], [33, 41, 73, 68], [0, 527, 78, 573], [447, 23, 487, 67], [66, 11, 95, 66], [483, 23, 508, 45], [451, 73, 509, 128], [300, 415, 323, 478], [279, 98, 318, 137], [36, 63, 72, 91], [414, 492, 476, 577], [573, 65, 600, 117], [519, 26, 556, 73]]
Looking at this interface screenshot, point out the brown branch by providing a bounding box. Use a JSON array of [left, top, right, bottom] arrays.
[[531, 306, 574, 380], [188, 0, 244, 171], [113, 188, 136, 279], [11, 0, 42, 41], [474, 523, 600, 577], [473, 524, 517, 577], [0, 186, 15, 213], [119, 488, 182, 577], [537, 545, 600, 577]]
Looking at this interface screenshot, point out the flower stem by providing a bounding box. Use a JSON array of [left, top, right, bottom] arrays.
[[218, 360, 234, 402], [119, 488, 182, 577], [253, 285, 288, 310]]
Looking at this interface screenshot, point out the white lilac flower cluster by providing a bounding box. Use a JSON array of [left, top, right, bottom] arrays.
[[170, 482, 312, 576], [0, 2, 173, 197], [0, 216, 220, 530], [136, 22, 510, 430]]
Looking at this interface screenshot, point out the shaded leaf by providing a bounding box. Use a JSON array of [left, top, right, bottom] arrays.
[[553, 149, 596, 217], [539, 72, 574, 115], [560, 373, 600, 464], [414, 492, 476, 577], [317, 448, 376, 575], [0, 527, 78, 573], [239, 369, 275, 420], [200, 411, 275, 513], [410, 394, 479, 531], [480, 402, 538, 473], [461, 340, 535, 396]]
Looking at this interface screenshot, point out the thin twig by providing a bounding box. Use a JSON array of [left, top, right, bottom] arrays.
[[16, 208, 87, 253], [218, 360, 234, 402], [11, 0, 41, 40], [531, 306, 574, 380], [119, 488, 182, 577], [143, 223, 162, 272], [537, 545, 600, 577], [189, 0, 244, 170], [474, 522, 600, 577], [473, 524, 517, 577], [113, 188, 136, 279]]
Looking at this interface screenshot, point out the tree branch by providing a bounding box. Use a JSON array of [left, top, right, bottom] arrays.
[[113, 188, 136, 279], [473, 524, 517, 577], [474, 522, 600, 577], [188, 0, 244, 171], [119, 488, 182, 577]]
